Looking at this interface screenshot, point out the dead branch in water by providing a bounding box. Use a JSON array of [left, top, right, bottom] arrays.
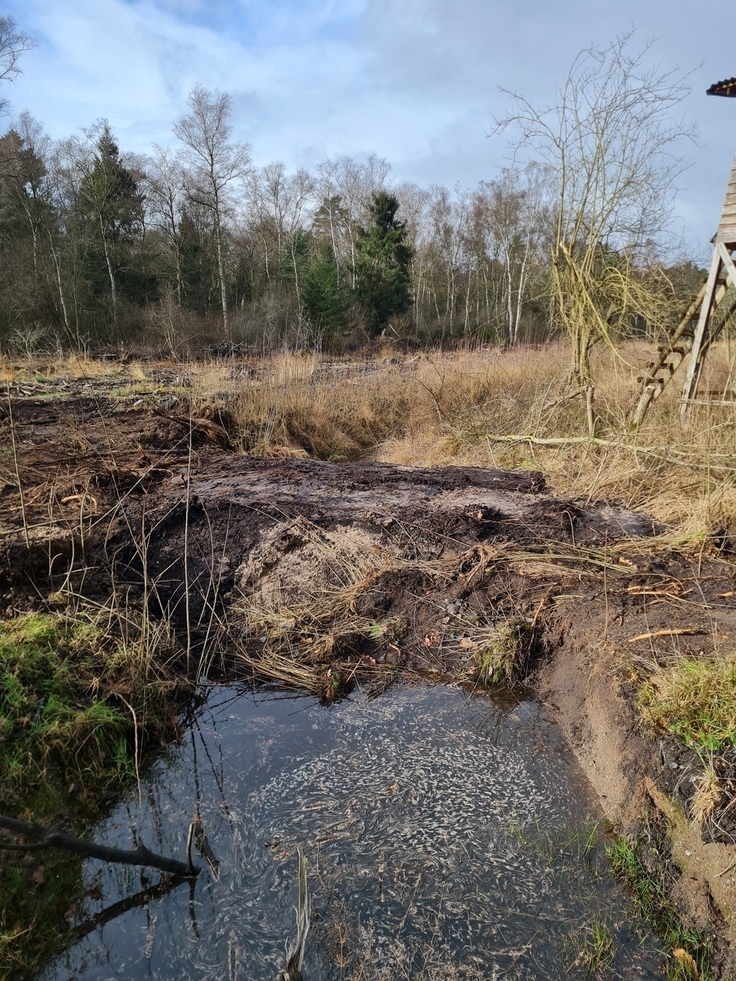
[[0, 813, 198, 877]]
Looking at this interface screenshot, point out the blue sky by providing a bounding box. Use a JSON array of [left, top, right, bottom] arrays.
[[3, 0, 736, 257]]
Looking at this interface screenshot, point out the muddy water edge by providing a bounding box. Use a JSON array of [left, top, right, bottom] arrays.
[[39, 680, 666, 981]]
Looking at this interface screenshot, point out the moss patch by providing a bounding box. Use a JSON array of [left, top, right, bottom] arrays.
[[0, 613, 134, 807]]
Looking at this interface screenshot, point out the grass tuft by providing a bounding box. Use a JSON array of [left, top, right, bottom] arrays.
[[564, 918, 615, 974], [607, 834, 713, 980], [638, 654, 736, 751], [473, 617, 532, 684]]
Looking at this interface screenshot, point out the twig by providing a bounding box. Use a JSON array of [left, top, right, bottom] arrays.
[[6, 390, 30, 549], [483, 432, 736, 465], [585, 385, 596, 439], [543, 386, 587, 409], [119, 696, 142, 806], [716, 857, 736, 878]]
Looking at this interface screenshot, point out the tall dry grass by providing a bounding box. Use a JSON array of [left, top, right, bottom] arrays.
[[178, 341, 736, 539], [3, 340, 735, 537]]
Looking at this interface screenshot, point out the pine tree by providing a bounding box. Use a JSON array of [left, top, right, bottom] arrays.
[[78, 121, 143, 325], [354, 191, 412, 335], [302, 241, 349, 336]]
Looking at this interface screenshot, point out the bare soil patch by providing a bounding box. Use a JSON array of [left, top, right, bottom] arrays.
[[3, 382, 736, 974]]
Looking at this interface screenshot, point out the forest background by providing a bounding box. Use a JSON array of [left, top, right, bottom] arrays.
[[0, 16, 706, 363]]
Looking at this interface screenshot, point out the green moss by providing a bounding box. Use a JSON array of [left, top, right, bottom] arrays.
[[0, 613, 159, 979], [0, 613, 132, 808]]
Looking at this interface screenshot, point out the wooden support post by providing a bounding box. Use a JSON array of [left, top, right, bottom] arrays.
[[631, 157, 736, 425], [679, 248, 724, 416]]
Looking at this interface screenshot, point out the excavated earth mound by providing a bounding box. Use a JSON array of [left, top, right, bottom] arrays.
[[3, 390, 736, 973]]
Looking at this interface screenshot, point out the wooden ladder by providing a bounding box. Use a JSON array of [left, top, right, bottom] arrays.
[[632, 158, 736, 426]]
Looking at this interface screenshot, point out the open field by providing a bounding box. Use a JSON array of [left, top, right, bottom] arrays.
[[2, 339, 736, 977]]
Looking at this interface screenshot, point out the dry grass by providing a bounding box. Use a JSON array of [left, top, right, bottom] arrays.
[[167, 340, 736, 540], [638, 653, 736, 751], [690, 766, 723, 824], [6, 339, 734, 537]]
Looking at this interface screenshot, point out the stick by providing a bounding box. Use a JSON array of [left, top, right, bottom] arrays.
[[0, 814, 198, 878], [73, 875, 188, 941], [627, 628, 713, 643]]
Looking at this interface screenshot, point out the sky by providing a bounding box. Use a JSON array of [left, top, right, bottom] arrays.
[[2, 0, 736, 259]]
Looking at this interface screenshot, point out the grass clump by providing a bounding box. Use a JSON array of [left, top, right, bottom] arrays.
[[474, 617, 532, 684], [564, 918, 615, 974], [637, 654, 736, 752], [606, 834, 713, 980]]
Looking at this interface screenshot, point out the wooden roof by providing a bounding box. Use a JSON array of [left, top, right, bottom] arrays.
[[708, 78, 736, 97]]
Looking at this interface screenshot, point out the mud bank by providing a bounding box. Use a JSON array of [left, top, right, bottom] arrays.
[[3, 393, 736, 973]]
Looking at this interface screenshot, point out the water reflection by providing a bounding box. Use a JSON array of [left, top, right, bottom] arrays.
[[44, 681, 662, 980]]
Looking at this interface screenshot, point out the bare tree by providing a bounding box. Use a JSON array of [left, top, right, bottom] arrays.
[[394, 181, 431, 330], [496, 33, 695, 383], [144, 145, 187, 303], [482, 163, 554, 345], [427, 184, 470, 339], [0, 16, 35, 115], [315, 155, 390, 286], [244, 161, 315, 294], [174, 85, 250, 339]]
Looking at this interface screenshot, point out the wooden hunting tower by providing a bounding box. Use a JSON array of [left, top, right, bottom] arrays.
[[632, 79, 736, 425]]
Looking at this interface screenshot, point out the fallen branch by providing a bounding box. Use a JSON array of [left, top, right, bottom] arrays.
[[73, 875, 189, 941], [627, 628, 713, 643], [481, 432, 736, 466], [0, 814, 198, 878]]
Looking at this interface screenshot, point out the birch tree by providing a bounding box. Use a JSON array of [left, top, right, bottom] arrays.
[[144, 146, 187, 303], [174, 85, 249, 339], [496, 34, 695, 382], [0, 16, 35, 115], [483, 163, 553, 345]]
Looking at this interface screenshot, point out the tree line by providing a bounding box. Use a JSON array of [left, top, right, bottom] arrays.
[[0, 20, 702, 369], [0, 97, 556, 354]]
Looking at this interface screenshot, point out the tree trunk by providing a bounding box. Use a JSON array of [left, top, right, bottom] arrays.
[[214, 213, 229, 340], [0, 813, 197, 877], [99, 215, 117, 326]]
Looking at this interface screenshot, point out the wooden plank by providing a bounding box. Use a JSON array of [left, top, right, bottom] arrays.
[[716, 243, 736, 291], [717, 159, 736, 238]]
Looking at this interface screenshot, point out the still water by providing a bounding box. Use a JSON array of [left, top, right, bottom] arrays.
[[45, 681, 662, 980]]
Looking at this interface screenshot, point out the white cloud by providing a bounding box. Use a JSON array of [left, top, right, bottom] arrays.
[[2, 0, 735, 246]]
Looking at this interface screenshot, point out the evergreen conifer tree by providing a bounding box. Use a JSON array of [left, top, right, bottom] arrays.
[[354, 191, 412, 334], [302, 241, 349, 336]]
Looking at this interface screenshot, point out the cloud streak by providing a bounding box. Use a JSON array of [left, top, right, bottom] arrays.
[[2, 0, 735, 250]]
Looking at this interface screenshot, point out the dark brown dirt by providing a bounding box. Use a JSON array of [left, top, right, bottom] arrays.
[[3, 387, 736, 974]]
